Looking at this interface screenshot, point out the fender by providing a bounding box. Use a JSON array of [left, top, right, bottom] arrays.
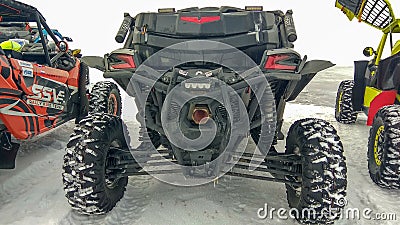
[[286, 60, 335, 101], [81, 56, 106, 72], [352, 60, 369, 111], [367, 90, 397, 126]]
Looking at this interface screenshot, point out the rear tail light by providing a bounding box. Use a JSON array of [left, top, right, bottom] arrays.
[[110, 54, 136, 69], [264, 54, 299, 71]]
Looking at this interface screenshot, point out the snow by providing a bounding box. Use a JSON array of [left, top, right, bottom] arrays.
[[1, 66, 400, 225]]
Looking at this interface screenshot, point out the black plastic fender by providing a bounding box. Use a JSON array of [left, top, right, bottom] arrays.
[[286, 60, 334, 101], [352, 60, 369, 111], [81, 56, 106, 72]]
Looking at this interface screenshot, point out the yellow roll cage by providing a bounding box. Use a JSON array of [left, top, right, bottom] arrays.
[[336, 0, 400, 64]]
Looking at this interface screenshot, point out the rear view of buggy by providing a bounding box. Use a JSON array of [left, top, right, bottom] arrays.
[[63, 6, 347, 224]]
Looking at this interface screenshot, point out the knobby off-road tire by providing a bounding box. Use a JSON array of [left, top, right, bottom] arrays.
[[335, 80, 357, 124], [285, 118, 347, 224], [62, 113, 132, 214], [89, 81, 122, 116], [368, 105, 400, 189]]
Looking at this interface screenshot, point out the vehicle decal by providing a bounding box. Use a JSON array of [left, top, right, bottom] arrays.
[[17, 60, 33, 68], [0, 100, 38, 117], [39, 76, 68, 86], [0, 88, 22, 96], [27, 84, 66, 110], [26, 99, 64, 110], [68, 85, 78, 95], [22, 67, 33, 77]]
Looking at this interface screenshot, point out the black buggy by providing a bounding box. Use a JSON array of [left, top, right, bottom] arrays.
[[63, 6, 347, 224]]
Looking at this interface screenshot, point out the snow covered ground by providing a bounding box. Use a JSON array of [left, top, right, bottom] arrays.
[[0, 66, 399, 225]]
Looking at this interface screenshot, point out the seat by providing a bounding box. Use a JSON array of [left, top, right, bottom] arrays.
[[19, 42, 57, 65], [3, 49, 23, 60]]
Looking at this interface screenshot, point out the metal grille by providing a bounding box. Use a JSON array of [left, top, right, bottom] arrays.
[[361, 0, 393, 29]]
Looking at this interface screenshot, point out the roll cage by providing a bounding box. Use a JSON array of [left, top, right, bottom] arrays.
[[336, 0, 400, 64], [0, 0, 63, 66]]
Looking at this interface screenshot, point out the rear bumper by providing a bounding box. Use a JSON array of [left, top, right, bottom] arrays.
[[104, 68, 302, 90]]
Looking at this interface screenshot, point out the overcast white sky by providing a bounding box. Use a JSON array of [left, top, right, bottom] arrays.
[[20, 0, 400, 66]]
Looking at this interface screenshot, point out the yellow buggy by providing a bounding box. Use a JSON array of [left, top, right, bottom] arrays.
[[335, 0, 400, 188]]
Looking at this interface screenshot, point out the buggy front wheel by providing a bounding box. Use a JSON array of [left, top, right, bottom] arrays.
[[368, 105, 400, 189]]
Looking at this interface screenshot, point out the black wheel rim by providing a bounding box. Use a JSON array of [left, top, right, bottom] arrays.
[[372, 125, 385, 170], [108, 93, 118, 116]]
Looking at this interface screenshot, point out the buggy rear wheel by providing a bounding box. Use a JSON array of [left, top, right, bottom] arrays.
[[89, 81, 122, 116], [368, 105, 400, 189], [285, 118, 347, 224], [335, 80, 357, 124]]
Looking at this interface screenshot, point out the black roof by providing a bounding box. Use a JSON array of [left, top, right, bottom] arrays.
[[0, 0, 45, 22]]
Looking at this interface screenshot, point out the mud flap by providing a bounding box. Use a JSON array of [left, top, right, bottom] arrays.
[[81, 56, 106, 71], [0, 132, 20, 169], [287, 60, 334, 101], [367, 90, 396, 126], [352, 60, 369, 111], [76, 63, 89, 123]]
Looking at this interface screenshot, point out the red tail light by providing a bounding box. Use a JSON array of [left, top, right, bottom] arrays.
[[110, 54, 136, 69], [264, 54, 297, 71]]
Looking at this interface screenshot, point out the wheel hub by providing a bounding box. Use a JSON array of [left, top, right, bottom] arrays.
[[337, 91, 343, 113], [108, 93, 118, 116]]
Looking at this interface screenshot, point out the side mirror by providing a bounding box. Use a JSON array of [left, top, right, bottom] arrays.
[[57, 41, 69, 52], [64, 37, 73, 42], [363, 47, 375, 57]]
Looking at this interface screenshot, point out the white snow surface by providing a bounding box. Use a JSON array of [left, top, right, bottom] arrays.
[[0, 66, 399, 225]]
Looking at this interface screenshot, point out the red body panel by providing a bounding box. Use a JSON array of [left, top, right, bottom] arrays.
[[367, 90, 397, 126], [0, 56, 81, 139], [67, 60, 80, 88]]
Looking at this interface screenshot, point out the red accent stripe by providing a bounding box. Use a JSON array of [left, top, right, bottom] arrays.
[[180, 16, 221, 24]]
